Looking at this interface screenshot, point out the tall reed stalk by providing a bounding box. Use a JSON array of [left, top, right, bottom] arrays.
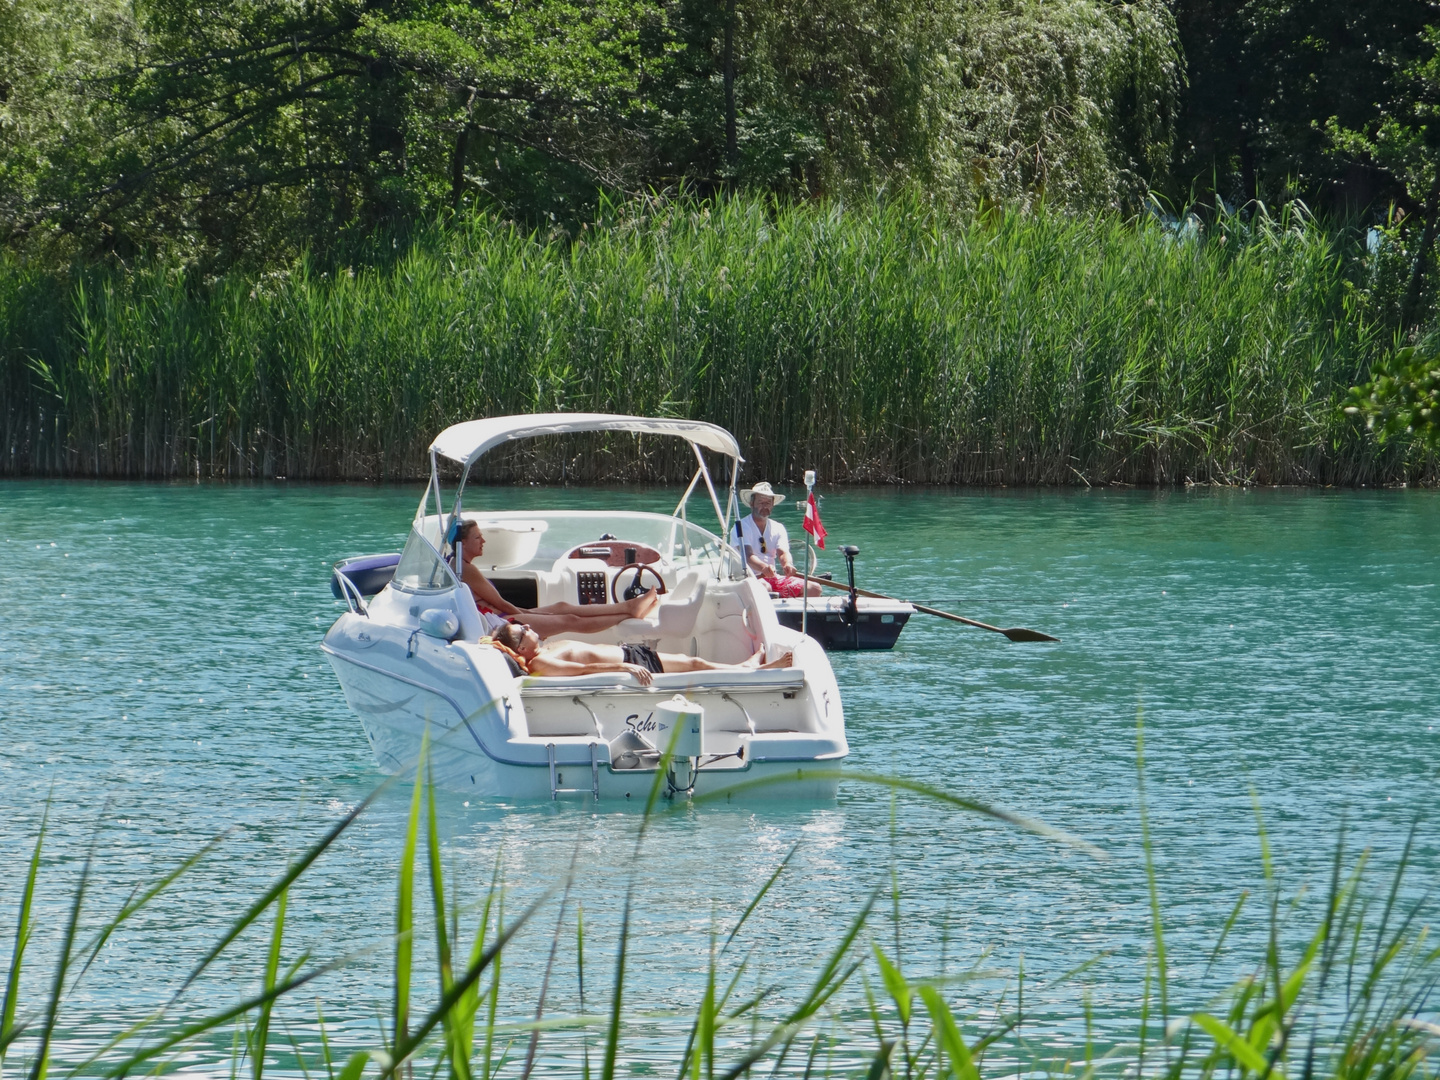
[[3, 197, 1426, 485]]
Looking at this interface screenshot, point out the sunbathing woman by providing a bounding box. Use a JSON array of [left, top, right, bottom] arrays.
[[489, 622, 793, 686], [456, 520, 660, 637]]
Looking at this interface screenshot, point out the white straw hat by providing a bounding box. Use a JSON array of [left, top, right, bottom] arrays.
[[740, 481, 786, 507]]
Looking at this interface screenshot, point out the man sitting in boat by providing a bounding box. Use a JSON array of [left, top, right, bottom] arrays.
[[732, 482, 822, 598], [456, 521, 660, 637], [488, 623, 793, 686]]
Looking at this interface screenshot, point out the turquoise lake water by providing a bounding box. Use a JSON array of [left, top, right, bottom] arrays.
[[1, 481, 1437, 1075]]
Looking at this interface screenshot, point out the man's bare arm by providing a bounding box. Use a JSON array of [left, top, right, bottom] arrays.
[[776, 547, 798, 576]]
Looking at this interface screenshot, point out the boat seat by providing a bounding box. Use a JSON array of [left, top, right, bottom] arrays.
[[609, 568, 708, 640], [452, 575, 488, 641], [519, 668, 804, 696]]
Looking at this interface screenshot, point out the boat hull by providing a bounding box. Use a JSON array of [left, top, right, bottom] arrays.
[[323, 586, 847, 802], [771, 596, 913, 650]]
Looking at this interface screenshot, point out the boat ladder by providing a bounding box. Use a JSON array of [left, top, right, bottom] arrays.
[[547, 742, 601, 800]]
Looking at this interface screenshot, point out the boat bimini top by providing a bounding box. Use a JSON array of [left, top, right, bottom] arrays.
[[429, 413, 743, 467], [420, 413, 746, 557]]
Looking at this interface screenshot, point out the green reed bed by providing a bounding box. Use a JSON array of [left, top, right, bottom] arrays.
[[1, 748, 1435, 1080], [0, 198, 1428, 484]]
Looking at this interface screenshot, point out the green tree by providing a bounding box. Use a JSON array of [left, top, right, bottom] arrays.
[[1331, 26, 1440, 329], [17, 0, 658, 264], [1, 0, 1183, 266], [0, 0, 133, 257], [1346, 344, 1440, 450], [1171, 0, 1431, 213], [648, 0, 1180, 209]]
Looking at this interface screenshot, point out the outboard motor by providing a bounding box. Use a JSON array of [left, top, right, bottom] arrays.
[[841, 545, 861, 617], [842, 545, 861, 649], [656, 694, 705, 796]]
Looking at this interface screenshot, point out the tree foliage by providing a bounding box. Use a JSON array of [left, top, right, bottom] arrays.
[[1345, 345, 1440, 450], [5, 0, 660, 262], [0, 0, 1181, 266], [1171, 0, 1433, 212]]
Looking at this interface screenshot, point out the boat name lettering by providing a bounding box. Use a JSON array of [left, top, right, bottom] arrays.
[[626, 712, 667, 734]]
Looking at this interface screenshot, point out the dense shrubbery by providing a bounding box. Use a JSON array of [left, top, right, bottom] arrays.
[[3, 197, 1430, 485], [1346, 345, 1440, 450], [5, 0, 1440, 478]]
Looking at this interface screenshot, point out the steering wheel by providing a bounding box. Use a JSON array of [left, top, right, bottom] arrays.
[[612, 563, 667, 603]]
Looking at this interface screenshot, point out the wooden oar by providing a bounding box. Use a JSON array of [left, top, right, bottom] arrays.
[[807, 576, 1060, 643]]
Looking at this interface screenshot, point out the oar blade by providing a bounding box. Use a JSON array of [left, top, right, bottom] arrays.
[[1001, 627, 1060, 644], [812, 572, 1060, 643]]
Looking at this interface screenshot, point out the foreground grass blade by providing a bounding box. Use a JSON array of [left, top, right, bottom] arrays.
[[251, 888, 288, 1080], [691, 770, 1103, 857], [1, 800, 48, 1062], [422, 759, 471, 1080], [394, 737, 427, 1054], [1136, 718, 1170, 1058], [918, 987, 978, 1080], [872, 946, 912, 1027], [108, 958, 353, 1075], [1192, 1013, 1272, 1074], [455, 849, 503, 1073], [5, 744, 1439, 1080], [865, 1039, 895, 1080], [576, 902, 590, 1080], [717, 892, 877, 1080], [75, 832, 228, 987], [520, 848, 577, 1080], [481, 891, 505, 1080], [377, 895, 546, 1080], [27, 832, 94, 1080], [600, 895, 631, 1080], [177, 778, 397, 998]]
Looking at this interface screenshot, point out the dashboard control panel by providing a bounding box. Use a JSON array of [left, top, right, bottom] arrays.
[[576, 571, 608, 605], [565, 540, 663, 567]]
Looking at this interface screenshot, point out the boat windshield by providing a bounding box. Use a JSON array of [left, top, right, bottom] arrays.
[[442, 511, 744, 579], [676, 521, 745, 580], [392, 527, 457, 593]]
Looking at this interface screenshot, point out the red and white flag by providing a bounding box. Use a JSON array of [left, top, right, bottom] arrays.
[[802, 491, 826, 549]]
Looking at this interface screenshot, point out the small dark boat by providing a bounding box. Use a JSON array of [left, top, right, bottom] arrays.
[[770, 546, 913, 651]]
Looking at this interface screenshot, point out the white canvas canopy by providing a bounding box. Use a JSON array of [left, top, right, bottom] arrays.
[[430, 413, 743, 469]]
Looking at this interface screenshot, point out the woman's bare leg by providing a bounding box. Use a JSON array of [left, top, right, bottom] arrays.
[[520, 608, 654, 640], [530, 589, 660, 620]]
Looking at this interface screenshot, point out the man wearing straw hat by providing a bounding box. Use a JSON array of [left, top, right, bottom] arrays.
[[733, 482, 822, 599]]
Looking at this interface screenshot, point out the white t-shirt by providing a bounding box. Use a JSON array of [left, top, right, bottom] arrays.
[[733, 514, 790, 574]]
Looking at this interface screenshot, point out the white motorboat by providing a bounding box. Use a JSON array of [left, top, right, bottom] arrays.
[[322, 414, 847, 800]]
